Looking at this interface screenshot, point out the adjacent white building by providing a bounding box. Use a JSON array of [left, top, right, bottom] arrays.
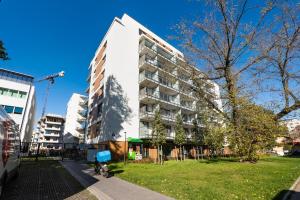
[[0, 68, 36, 142], [86, 14, 222, 158], [64, 93, 88, 143], [34, 114, 65, 150], [281, 119, 300, 132]]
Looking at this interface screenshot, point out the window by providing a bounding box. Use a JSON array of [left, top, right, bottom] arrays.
[[0, 88, 8, 95], [10, 90, 18, 97], [4, 106, 14, 113], [18, 91, 27, 99], [14, 107, 23, 114]]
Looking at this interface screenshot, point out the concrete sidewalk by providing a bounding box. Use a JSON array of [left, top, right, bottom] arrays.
[[60, 160, 174, 200]]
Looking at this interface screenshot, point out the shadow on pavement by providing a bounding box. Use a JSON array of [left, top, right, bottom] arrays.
[[1, 159, 97, 200], [272, 190, 300, 200]]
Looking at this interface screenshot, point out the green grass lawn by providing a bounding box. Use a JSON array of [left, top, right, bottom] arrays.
[[109, 156, 300, 200]]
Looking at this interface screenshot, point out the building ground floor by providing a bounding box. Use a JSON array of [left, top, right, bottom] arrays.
[[87, 139, 232, 161]]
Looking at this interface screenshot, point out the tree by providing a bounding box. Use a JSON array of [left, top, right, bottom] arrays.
[[205, 125, 228, 158], [232, 98, 287, 161], [0, 41, 8, 60], [151, 109, 166, 165], [191, 118, 204, 160], [174, 0, 279, 161], [174, 114, 186, 161], [256, 2, 300, 120]]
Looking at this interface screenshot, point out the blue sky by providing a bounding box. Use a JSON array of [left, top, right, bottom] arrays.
[[0, 0, 201, 119]]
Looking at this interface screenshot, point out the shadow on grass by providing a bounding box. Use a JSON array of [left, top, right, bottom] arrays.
[[108, 164, 120, 170], [199, 157, 239, 164], [111, 170, 124, 175], [272, 189, 300, 200]]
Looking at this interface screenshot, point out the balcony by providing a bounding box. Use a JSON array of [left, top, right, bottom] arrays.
[[41, 139, 60, 143], [139, 127, 152, 138], [182, 117, 195, 126], [180, 101, 195, 111], [178, 74, 194, 86], [44, 126, 61, 131], [139, 70, 178, 92], [139, 54, 175, 74], [139, 127, 173, 139], [45, 120, 62, 125], [139, 38, 178, 67], [78, 109, 87, 116], [86, 72, 91, 82], [76, 123, 86, 131], [77, 116, 86, 122], [139, 111, 176, 123], [79, 99, 88, 106], [139, 111, 155, 120], [44, 132, 61, 137], [139, 88, 179, 107]]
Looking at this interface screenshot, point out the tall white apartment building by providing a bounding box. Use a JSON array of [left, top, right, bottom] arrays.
[[86, 14, 221, 158], [0, 68, 36, 143], [64, 93, 88, 143], [35, 114, 65, 150]]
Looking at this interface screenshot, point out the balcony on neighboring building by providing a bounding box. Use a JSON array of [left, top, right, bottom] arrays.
[[78, 109, 87, 117], [44, 126, 61, 131], [76, 123, 86, 131]]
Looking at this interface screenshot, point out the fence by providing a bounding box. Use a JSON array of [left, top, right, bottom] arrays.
[[21, 142, 90, 161]]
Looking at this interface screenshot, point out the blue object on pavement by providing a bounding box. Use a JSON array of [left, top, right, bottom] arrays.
[[96, 150, 112, 162]]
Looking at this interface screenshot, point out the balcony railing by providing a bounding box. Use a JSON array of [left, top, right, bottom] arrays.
[[77, 116, 86, 122], [45, 126, 61, 131], [139, 55, 175, 75], [139, 70, 178, 91], [180, 101, 195, 110], [139, 127, 173, 139], [76, 124, 86, 131], [139, 40, 204, 88], [78, 109, 87, 116], [139, 88, 179, 106], [139, 111, 176, 122], [79, 99, 88, 106], [140, 54, 199, 92], [44, 132, 60, 137]]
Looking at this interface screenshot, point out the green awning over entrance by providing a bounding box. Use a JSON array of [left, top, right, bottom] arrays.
[[127, 137, 143, 143]]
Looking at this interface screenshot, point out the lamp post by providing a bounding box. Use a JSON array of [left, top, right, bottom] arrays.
[[124, 131, 127, 165]]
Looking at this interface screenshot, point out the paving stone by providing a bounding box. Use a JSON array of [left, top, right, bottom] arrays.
[[2, 159, 97, 200]]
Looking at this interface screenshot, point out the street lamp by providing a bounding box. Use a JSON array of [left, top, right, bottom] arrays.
[[124, 131, 127, 165]]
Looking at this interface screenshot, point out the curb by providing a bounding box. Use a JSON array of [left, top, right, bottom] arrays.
[[59, 161, 113, 200], [282, 176, 300, 200]]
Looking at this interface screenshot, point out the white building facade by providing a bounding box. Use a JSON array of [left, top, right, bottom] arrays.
[[0, 68, 36, 142], [64, 93, 88, 143], [86, 14, 221, 158], [281, 119, 300, 132], [34, 114, 65, 150]]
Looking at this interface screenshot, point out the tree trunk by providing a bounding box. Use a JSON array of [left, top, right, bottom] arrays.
[[156, 146, 159, 164], [179, 145, 182, 161], [194, 146, 196, 160], [200, 146, 203, 160], [161, 145, 163, 165], [183, 146, 186, 160], [175, 146, 178, 162]]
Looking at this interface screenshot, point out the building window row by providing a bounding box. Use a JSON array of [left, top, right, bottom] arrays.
[[0, 87, 27, 99], [0, 71, 33, 83], [1, 105, 24, 114]]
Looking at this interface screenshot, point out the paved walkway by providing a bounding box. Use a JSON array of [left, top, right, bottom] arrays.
[[60, 160, 174, 200]]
